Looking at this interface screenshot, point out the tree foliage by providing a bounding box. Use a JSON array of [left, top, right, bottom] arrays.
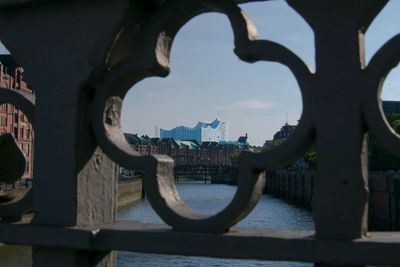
[[303, 148, 317, 170], [229, 151, 240, 167], [296, 114, 400, 171], [369, 114, 400, 171], [254, 114, 400, 171]]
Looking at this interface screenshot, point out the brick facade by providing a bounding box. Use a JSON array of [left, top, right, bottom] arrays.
[[124, 133, 248, 167]]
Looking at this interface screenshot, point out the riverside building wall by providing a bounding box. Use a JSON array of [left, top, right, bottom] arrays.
[[265, 170, 400, 231]]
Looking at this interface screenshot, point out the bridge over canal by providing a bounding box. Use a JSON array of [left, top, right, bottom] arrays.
[[173, 164, 236, 184]]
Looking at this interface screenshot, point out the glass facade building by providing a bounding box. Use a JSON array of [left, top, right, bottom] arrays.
[[160, 119, 227, 142]]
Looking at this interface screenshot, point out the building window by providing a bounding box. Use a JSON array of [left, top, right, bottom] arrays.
[[26, 144, 30, 156], [0, 116, 6, 126], [26, 162, 29, 173], [1, 103, 7, 112], [27, 128, 31, 139], [20, 127, 24, 139], [13, 127, 18, 137]]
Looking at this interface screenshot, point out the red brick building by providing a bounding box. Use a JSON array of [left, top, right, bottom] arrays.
[[123, 133, 249, 167], [0, 55, 34, 179]]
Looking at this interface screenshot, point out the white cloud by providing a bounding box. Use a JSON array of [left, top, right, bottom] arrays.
[[217, 100, 276, 111]]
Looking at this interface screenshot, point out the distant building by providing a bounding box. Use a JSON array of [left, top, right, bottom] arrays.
[[124, 133, 158, 155], [273, 123, 296, 141], [382, 100, 400, 115], [121, 133, 249, 170], [0, 55, 34, 179], [219, 133, 249, 147], [160, 118, 227, 142], [237, 133, 249, 145]]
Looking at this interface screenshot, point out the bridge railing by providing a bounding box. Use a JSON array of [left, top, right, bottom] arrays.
[[0, 0, 400, 266]]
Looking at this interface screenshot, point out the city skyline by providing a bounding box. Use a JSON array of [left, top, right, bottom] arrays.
[[0, 1, 399, 145], [160, 118, 228, 143]]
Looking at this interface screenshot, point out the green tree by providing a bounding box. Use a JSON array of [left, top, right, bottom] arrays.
[[298, 114, 400, 171], [229, 151, 240, 167], [272, 138, 284, 148], [303, 148, 317, 170], [369, 114, 400, 171]]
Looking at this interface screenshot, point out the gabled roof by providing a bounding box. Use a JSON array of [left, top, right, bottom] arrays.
[[237, 133, 248, 144], [124, 133, 140, 145], [175, 140, 199, 150], [124, 133, 154, 146]]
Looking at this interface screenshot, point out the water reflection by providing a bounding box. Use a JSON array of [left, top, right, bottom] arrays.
[[0, 182, 315, 267], [117, 252, 311, 267], [117, 182, 314, 267], [118, 182, 314, 231]]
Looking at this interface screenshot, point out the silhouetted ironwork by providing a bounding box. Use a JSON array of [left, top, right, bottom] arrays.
[[0, 1, 400, 266]]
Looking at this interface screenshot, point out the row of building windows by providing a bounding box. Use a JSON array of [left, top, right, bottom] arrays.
[[20, 143, 30, 156], [19, 127, 31, 139], [0, 105, 27, 120], [0, 119, 32, 139], [9, 126, 31, 140], [16, 127, 29, 139], [0, 116, 6, 126]]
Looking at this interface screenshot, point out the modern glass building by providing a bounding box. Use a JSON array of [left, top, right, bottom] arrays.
[[160, 119, 227, 142]]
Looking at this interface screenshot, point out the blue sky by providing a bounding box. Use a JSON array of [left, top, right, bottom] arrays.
[[1, 1, 399, 146]]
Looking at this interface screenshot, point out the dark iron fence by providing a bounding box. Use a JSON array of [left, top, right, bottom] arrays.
[[1, 0, 400, 266]]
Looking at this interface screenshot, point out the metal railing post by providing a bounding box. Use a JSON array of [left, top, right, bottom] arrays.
[[0, 1, 131, 266]]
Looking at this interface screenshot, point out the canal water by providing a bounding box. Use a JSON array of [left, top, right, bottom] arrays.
[[0, 182, 314, 266], [117, 181, 314, 267]]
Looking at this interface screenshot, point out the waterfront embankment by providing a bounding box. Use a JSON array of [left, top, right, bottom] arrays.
[[1, 178, 144, 210], [0, 178, 145, 267], [2, 182, 313, 267], [117, 178, 144, 208], [265, 170, 400, 231]]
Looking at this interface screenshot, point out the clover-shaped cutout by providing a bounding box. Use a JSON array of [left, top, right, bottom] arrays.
[[0, 87, 34, 222], [91, 0, 314, 233]]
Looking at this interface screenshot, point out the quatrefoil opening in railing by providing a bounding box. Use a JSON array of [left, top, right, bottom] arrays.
[[0, 87, 35, 222], [91, 0, 314, 233], [364, 33, 400, 159]]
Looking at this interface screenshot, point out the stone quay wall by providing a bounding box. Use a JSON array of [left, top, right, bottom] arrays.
[[117, 178, 144, 208], [265, 170, 400, 231]]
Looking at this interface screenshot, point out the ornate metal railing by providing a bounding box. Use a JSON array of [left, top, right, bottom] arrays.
[[1, 0, 400, 266]]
